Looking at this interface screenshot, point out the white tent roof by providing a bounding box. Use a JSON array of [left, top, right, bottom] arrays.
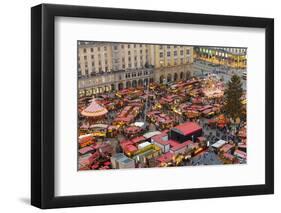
[[143, 131, 162, 139], [211, 139, 227, 149]]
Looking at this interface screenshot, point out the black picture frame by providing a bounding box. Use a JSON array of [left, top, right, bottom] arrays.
[[31, 3, 274, 209]]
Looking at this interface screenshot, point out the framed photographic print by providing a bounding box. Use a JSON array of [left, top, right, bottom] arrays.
[[31, 3, 274, 209]]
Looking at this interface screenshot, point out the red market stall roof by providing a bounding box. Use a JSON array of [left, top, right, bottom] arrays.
[[98, 143, 113, 154], [128, 102, 143, 107], [202, 109, 212, 115], [234, 149, 247, 159], [92, 143, 102, 149], [197, 137, 206, 142], [198, 105, 212, 112], [147, 111, 161, 116], [216, 114, 228, 124], [120, 141, 133, 150], [167, 140, 181, 148], [108, 125, 118, 130], [162, 129, 170, 134], [79, 146, 94, 155], [238, 127, 247, 138], [124, 126, 142, 134], [80, 123, 89, 130], [223, 153, 235, 161], [172, 122, 202, 136], [156, 152, 173, 163], [153, 137, 169, 145], [171, 140, 193, 152], [131, 136, 146, 144], [79, 134, 94, 144], [187, 79, 199, 84], [192, 97, 203, 104], [171, 143, 187, 152], [151, 131, 169, 145], [81, 98, 108, 117], [114, 117, 133, 123], [238, 143, 247, 149], [220, 144, 235, 153], [120, 139, 132, 145], [91, 164, 99, 169], [124, 144, 138, 153], [117, 89, 131, 95], [183, 140, 193, 146], [103, 161, 111, 166]]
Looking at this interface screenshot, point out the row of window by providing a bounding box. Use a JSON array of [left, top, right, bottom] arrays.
[[83, 60, 108, 67], [83, 46, 108, 53], [125, 70, 150, 78], [83, 67, 109, 75], [82, 60, 147, 68], [159, 58, 190, 66], [83, 62, 149, 74], [81, 53, 108, 61], [82, 44, 148, 53], [159, 49, 190, 57], [80, 55, 148, 68], [122, 62, 145, 69], [82, 44, 193, 54], [199, 47, 246, 55], [80, 49, 149, 61], [159, 45, 191, 49], [114, 44, 145, 50]]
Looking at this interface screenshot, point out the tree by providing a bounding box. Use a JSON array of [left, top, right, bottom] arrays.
[[224, 75, 243, 120]]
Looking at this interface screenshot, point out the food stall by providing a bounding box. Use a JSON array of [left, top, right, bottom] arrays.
[[90, 124, 108, 137], [216, 114, 229, 128], [185, 110, 200, 119], [147, 111, 174, 130], [78, 134, 94, 148], [107, 125, 119, 137], [124, 125, 143, 138], [79, 123, 89, 135]]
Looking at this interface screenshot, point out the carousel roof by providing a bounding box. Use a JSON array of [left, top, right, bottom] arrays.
[[81, 98, 108, 117]]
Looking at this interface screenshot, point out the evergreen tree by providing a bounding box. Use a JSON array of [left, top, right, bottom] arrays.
[[224, 75, 243, 120]]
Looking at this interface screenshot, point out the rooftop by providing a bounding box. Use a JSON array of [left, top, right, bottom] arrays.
[[212, 140, 227, 149], [220, 144, 235, 153], [81, 99, 108, 117], [156, 152, 173, 163], [172, 122, 202, 136]]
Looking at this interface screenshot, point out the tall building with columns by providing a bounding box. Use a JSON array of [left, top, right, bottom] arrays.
[[78, 42, 194, 97], [152, 45, 193, 84], [78, 41, 154, 77]]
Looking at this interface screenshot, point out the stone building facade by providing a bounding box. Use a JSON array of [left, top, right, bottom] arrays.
[[78, 42, 194, 97]]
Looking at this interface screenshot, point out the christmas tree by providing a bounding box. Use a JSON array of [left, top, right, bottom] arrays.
[[224, 74, 243, 120]]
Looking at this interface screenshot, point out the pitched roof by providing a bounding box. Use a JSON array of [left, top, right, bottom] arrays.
[[172, 122, 202, 136], [81, 99, 108, 117], [156, 152, 173, 163]]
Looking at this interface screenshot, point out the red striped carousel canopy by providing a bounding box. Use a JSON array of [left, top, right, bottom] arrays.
[[81, 98, 108, 117]]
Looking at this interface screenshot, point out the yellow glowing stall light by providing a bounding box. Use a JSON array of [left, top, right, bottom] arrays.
[[194, 147, 204, 155], [92, 132, 106, 137], [241, 99, 247, 105]]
